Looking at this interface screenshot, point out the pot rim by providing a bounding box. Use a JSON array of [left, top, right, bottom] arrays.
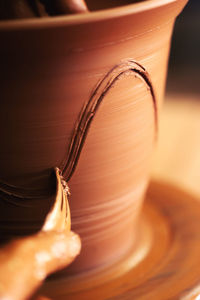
[[0, 0, 187, 30]]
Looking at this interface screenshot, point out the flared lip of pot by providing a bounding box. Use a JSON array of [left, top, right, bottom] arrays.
[[0, 0, 188, 30]]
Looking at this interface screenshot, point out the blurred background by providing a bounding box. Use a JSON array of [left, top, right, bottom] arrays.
[[152, 0, 200, 196], [167, 0, 200, 94]]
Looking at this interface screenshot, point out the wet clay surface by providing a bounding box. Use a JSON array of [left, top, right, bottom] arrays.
[[0, 0, 188, 275], [39, 181, 200, 300], [0, 168, 81, 300]]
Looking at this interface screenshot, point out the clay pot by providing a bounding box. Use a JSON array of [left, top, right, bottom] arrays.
[[0, 0, 187, 276]]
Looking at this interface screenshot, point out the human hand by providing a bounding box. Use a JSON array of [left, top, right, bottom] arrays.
[[0, 230, 81, 300]]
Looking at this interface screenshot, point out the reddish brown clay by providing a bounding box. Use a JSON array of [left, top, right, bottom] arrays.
[[0, 168, 80, 300], [0, 0, 187, 277], [39, 181, 200, 299]]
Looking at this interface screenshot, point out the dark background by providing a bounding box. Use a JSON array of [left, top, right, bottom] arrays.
[[167, 0, 200, 95]]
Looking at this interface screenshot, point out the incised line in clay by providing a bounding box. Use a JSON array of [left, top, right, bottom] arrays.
[[61, 59, 157, 182], [0, 60, 157, 199]]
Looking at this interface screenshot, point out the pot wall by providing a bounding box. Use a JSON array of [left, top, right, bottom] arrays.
[[0, 0, 188, 274]]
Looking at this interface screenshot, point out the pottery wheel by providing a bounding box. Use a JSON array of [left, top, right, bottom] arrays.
[[39, 181, 200, 300]]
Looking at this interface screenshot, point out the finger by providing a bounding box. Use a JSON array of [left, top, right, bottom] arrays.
[[63, 0, 88, 13], [53, 0, 88, 14], [35, 231, 81, 275], [0, 231, 81, 300]]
